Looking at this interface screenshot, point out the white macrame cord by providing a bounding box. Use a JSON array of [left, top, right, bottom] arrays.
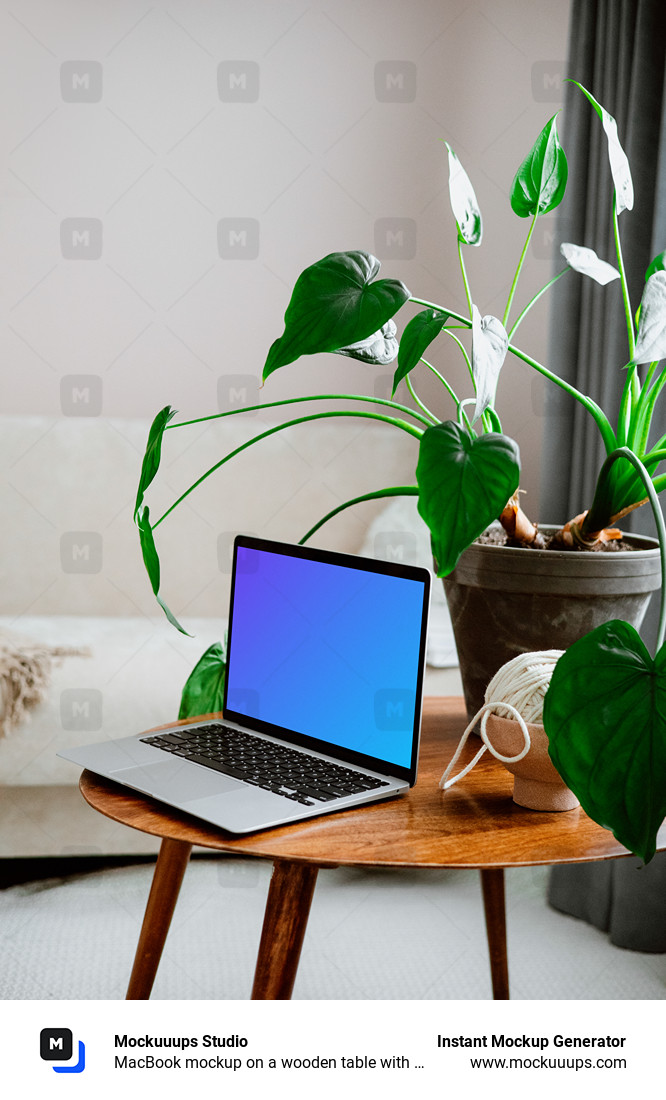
[[439, 650, 563, 791]]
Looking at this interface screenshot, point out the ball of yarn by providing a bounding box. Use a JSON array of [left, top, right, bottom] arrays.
[[484, 650, 564, 724]]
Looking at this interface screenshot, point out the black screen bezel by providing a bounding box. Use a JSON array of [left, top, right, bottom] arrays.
[[222, 534, 431, 786]]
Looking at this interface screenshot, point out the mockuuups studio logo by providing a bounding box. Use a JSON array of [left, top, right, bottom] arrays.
[[374, 531, 417, 566], [217, 219, 259, 259], [60, 218, 103, 259], [60, 532, 103, 574], [40, 1028, 86, 1074], [60, 61, 103, 102], [531, 61, 565, 103], [374, 689, 415, 731], [60, 689, 103, 732], [374, 218, 416, 260], [61, 375, 103, 417], [374, 61, 416, 102], [218, 61, 260, 102], [217, 374, 260, 414]]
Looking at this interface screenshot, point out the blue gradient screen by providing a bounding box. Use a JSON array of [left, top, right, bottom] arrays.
[[225, 546, 426, 770]]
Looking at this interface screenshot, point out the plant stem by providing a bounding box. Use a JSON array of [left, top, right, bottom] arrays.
[[613, 200, 636, 362], [440, 328, 475, 389], [508, 268, 569, 340], [153, 410, 423, 529], [166, 392, 434, 431], [299, 486, 420, 545], [458, 239, 473, 319], [412, 299, 617, 450], [405, 375, 437, 422], [506, 342, 617, 454], [502, 213, 538, 329], [421, 358, 472, 432]]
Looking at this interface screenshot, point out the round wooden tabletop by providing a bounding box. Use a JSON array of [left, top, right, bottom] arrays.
[[79, 697, 649, 870]]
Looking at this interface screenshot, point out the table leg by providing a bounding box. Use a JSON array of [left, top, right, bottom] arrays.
[[251, 860, 319, 1000], [480, 867, 509, 1000], [126, 836, 193, 1000]]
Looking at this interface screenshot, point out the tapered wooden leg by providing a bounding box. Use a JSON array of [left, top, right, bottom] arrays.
[[251, 860, 319, 999], [480, 867, 509, 999], [126, 837, 193, 999]]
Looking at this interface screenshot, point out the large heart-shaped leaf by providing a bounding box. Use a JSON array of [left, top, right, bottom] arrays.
[[392, 308, 449, 394], [471, 306, 508, 421], [445, 143, 482, 246], [134, 405, 176, 518], [631, 271, 666, 365], [263, 251, 410, 382], [510, 114, 568, 218], [415, 421, 520, 576], [179, 640, 226, 719], [570, 81, 634, 215], [543, 620, 666, 863]]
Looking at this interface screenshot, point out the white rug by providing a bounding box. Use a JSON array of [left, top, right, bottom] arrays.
[[1, 859, 665, 1000]]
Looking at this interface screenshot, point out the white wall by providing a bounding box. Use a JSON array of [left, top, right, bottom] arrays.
[[0, 0, 571, 512]]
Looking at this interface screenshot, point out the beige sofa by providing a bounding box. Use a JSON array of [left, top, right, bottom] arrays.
[[0, 413, 459, 857]]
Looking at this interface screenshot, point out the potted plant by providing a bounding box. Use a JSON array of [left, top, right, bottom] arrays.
[[135, 82, 666, 864]]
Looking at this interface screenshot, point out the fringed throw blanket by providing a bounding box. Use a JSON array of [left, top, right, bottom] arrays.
[[0, 631, 89, 737]]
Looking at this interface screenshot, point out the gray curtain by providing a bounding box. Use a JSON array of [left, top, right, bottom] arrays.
[[539, 0, 666, 951]]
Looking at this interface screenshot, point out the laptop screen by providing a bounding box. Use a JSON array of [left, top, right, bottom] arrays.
[[223, 538, 430, 779]]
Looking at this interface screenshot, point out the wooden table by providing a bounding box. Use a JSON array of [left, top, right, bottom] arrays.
[[79, 697, 645, 1000]]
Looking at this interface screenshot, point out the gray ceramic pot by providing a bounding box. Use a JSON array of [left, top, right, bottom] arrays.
[[443, 525, 662, 720]]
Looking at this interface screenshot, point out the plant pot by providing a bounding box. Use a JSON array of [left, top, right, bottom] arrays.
[[483, 713, 579, 811], [443, 525, 661, 720]]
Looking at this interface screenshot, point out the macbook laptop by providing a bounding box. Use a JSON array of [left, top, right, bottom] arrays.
[[59, 535, 431, 834]]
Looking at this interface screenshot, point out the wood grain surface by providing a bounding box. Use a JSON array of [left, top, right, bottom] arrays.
[[79, 697, 652, 870]]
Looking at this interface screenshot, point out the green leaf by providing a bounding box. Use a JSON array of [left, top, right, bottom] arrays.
[[646, 250, 666, 282], [136, 505, 191, 636], [445, 143, 482, 246], [543, 620, 666, 863], [393, 308, 449, 394], [570, 81, 633, 215], [179, 641, 226, 720], [263, 251, 411, 382], [510, 114, 568, 218], [134, 405, 177, 518], [415, 421, 520, 576]]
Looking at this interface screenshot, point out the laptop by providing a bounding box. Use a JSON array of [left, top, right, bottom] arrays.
[[59, 535, 431, 834]]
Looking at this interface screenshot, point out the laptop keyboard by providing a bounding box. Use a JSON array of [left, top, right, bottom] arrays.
[[140, 723, 390, 807]]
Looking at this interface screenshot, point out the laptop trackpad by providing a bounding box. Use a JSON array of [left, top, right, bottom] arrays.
[[112, 759, 239, 801]]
